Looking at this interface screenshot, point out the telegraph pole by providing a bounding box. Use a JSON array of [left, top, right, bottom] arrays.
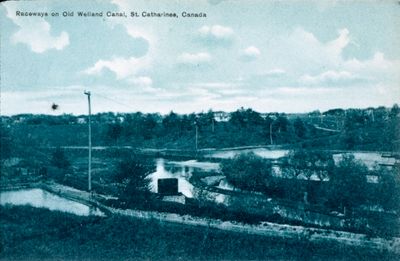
[[195, 122, 199, 151], [270, 121, 273, 145], [84, 91, 92, 192]]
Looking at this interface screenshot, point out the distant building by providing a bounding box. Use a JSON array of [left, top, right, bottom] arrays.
[[157, 178, 186, 204], [213, 111, 230, 122], [260, 113, 278, 120], [157, 178, 179, 195], [76, 117, 86, 124], [117, 116, 125, 123]]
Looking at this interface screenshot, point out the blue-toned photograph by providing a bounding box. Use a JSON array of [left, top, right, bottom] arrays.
[[1, 0, 399, 260]]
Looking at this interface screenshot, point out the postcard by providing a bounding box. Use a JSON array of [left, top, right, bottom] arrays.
[[1, 1, 399, 260]]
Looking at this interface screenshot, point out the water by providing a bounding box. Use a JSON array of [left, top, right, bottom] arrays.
[[0, 188, 104, 216], [147, 159, 195, 198], [333, 152, 397, 169], [209, 148, 289, 159]]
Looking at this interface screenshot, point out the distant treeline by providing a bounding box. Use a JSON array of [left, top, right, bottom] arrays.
[[1, 105, 399, 157]]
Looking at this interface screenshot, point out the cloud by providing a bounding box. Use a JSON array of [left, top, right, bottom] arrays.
[[83, 56, 150, 79], [264, 69, 286, 76], [326, 28, 350, 63], [3, 2, 69, 53], [263, 27, 351, 73], [344, 52, 400, 75], [208, 0, 227, 5], [299, 70, 359, 85], [128, 76, 153, 87], [265, 27, 399, 86], [312, 0, 339, 11], [178, 52, 212, 65], [240, 46, 261, 61], [198, 25, 234, 45]]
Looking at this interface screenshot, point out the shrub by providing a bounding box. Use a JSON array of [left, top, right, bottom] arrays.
[[221, 152, 272, 192]]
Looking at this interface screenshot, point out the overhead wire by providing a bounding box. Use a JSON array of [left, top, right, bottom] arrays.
[[93, 92, 137, 111]]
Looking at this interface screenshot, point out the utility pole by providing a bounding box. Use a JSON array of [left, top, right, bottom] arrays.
[[84, 91, 92, 192], [270, 121, 273, 145], [195, 122, 199, 151]]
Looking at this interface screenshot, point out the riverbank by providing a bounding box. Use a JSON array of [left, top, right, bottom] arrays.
[[2, 182, 400, 255]]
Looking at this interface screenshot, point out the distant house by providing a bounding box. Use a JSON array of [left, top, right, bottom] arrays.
[[366, 175, 379, 184], [13, 116, 27, 123], [213, 111, 230, 122], [260, 113, 278, 120], [76, 117, 86, 124]]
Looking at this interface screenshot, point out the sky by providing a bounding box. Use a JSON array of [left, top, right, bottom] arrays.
[[1, 0, 399, 115]]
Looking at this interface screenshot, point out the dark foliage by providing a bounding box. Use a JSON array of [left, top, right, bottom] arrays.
[[50, 147, 70, 169], [2, 105, 399, 151], [0, 124, 12, 160], [221, 152, 273, 192], [327, 154, 369, 209], [115, 155, 155, 207], [282, 149, 334, 180]]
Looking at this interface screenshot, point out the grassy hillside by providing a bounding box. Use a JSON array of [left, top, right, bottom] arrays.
[[1, 206, 397, 261]]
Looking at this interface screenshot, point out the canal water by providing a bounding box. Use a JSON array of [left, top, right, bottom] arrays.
[[2, 151, 389, 216], [207, 148, 288, 159], [0, 188, 104, 216], [148, 150, 395, 200], [147, 158, 219, 198]]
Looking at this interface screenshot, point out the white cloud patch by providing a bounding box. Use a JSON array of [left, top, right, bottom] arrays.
[[344, 52, 400, 77], [178, 52, 212, 65], [198, 25, 234, 43], [4, 2, 69, 53], [83, 56, 150, 79], [268, 27, 400, 87], [299, 70, 357, 85], [128, 76, 153, 87], [267, 27, 352, 72], [240, 46, 261, 61]]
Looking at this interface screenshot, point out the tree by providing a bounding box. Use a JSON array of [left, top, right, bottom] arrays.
[[229, 108, 264, 128], [0, 124, 12, 160], [327, 154, 368, 210], [390, 103, 400, 118], [282, 149, 334, 181], [275, 115, 289, 133], [221, 152, 272, 192], [141, 114, 159, 139], [373, 165, 400, 211], [162, 111, 180, 130], [51, 148, 70, 169], [293, 117, 307, 139], [115, 155, 155, 206], [105, 123, 123, 143]]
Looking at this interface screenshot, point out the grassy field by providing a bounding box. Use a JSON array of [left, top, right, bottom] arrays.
[[1, 205, 397, 261]]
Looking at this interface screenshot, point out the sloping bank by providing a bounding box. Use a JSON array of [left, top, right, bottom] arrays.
[[36, 182, 400, 255]]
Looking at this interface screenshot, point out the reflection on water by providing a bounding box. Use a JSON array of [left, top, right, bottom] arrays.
[[147, 159, 195, 198], [0, 188, 104, 216], [167, 160, 220, 171], [217, 178, 235, 191]]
